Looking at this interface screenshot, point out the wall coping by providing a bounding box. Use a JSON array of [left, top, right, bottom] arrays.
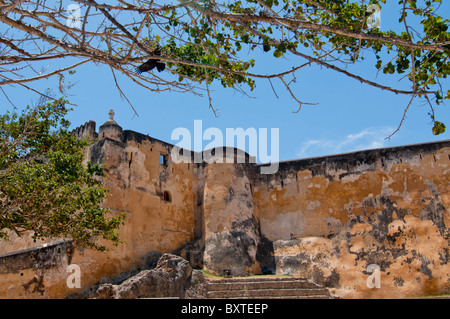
[[0, 240, 73, 274]]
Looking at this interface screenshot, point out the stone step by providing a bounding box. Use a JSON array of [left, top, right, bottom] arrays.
[[204, 275, 334, 299], [207, 279, 320, 291], [207, 287, 331, 299]]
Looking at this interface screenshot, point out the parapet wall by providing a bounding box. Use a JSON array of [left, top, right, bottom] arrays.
[[72, 120, 97, 140], [0, 240, 74, 298], [254, 140, 449, 239]]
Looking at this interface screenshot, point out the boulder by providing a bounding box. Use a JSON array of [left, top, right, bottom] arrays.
[[95, 253, 206, 299]]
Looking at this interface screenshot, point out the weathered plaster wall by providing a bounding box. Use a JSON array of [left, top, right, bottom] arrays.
[[60, 132, 196, 297], [253, 141, 450, 298], [0, 113, 448, 299], [0, 241, 73, 298], [0, 124, 196, 298]]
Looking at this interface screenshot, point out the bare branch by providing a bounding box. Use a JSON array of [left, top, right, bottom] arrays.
[[0, 59, 91, 85]]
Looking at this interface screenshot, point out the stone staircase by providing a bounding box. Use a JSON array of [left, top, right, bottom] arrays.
[[205, 276, 336, 299]]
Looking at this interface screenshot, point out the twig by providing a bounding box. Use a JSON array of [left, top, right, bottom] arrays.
[[268, 78, 279, 99], [386, 94, 416, 140], [109, 66, 139, 117], [278, 76, 318, 113], [204, 69, 219, 117]]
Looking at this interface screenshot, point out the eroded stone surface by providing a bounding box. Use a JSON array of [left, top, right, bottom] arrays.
[[95, 253, 206, 299]]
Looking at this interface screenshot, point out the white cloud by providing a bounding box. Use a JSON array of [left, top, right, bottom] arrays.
[[296, 127, 394, 158]]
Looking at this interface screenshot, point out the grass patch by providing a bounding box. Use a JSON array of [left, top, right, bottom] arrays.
[[409, 294, 450, 299], [199, 269, 223, 279]]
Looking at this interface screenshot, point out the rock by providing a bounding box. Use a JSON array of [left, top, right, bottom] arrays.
[[96, 284, 117, 299], [185, 270, 207, 299], [95, 253, 205, 299], [179, 239, 204, 269]]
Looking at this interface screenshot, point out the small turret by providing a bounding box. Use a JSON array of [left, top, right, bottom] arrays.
[[98, 109, 123, 142]]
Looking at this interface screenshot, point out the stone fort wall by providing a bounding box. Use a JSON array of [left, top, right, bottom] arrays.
[[0, 114, 448, 298]]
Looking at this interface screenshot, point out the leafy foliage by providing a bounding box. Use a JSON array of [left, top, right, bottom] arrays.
[[116, 0, 450, 132], [0, 0, 449, 133], [0, 99, 126, 251]]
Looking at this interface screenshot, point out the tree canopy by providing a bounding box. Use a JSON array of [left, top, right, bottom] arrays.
[[0, 0, 449, 135], [0, 98, 125, 251]]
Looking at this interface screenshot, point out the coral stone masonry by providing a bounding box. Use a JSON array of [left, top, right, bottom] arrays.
[[0, 111, 449, 299]]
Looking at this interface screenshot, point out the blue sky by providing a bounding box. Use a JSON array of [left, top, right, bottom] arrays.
[[1, 1, 449, 162]]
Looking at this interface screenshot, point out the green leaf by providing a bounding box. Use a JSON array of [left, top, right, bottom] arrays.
[[432, 121, 446, 135], [273, 50, 283, 58]]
